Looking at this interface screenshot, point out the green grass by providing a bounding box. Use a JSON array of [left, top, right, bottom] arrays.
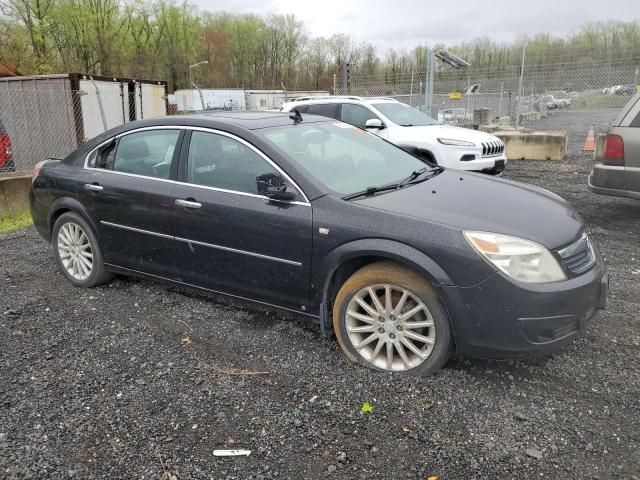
[[0, 210, 33, 234]]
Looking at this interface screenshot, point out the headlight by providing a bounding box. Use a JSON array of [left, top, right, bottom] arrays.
[[464, 231, 566, 283], [437, 138, 475, 147]]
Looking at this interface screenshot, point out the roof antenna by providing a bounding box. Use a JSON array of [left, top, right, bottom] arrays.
[[289, 108, 303, 124]]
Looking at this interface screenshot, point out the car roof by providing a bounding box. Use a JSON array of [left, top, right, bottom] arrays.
[[283, 96, 399, 107], [102, 111, 331, 133], [174, 111, 331, 130]]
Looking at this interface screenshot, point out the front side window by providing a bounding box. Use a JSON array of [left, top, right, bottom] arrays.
[[186, 131, 283, 196], [372, 102, 438, 126], [90, 129, 180, 179], [341, 103, 378, 129], [260, 122, 432, 195]]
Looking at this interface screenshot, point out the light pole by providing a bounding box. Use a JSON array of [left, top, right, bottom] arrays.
[[189, 60, 208, 88]]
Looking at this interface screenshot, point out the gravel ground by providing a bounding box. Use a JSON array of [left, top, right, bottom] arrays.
[[1, 154, 639, 479]]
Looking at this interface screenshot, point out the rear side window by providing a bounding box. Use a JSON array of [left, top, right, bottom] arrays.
[[305, 103, 339, 119], [113, 130, 180, 179], [186, 131, 280, 195], [88, 129, 180, 179], [631, 111, 640, 127], [341, 104, 378, 129]]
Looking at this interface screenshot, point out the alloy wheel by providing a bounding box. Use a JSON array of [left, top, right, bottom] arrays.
[[57, 222, 93, 281], [345, 284, 436, 372]]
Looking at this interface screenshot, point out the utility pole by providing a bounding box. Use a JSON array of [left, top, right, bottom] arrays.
[[515, 44, 526, 128]]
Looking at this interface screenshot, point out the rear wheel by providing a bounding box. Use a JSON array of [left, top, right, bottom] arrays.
[[52, 212, 114, 287], [332, 262, 451, 375]]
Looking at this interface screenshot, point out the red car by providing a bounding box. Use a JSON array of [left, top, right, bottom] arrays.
[[0, 118, 14, 172]]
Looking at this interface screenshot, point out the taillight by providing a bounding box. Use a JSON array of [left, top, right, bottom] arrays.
[[32, 160, 48, 183], [4, 146, 12, 159], [602, 134, 624, 166]]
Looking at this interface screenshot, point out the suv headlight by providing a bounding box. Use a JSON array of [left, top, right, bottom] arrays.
[[464, 231, 566, 283], [437, 138, 475, 147]]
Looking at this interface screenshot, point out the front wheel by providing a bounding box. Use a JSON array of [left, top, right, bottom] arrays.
[[52, 212, 114, 287], [332, 262, 451, 375]]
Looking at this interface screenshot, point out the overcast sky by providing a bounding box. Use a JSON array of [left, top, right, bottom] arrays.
[[191, 0, 638, 50]]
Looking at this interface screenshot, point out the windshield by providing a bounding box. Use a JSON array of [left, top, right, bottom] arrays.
[[259, 122, 432, 195], [372, 102, 438, 126]]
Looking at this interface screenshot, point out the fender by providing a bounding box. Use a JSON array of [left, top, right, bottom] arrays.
[[315, 237, 454, 310], [397, 144, 437, 165], [48, 196, 101, 240]]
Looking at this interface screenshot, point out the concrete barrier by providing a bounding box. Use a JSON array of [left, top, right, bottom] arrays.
[[0, 173, 32, 216], [494, 131, 568, 161]]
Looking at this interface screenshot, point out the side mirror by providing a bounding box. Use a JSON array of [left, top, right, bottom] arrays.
[[365, 118, 384, 129], [256, 173, 297, 202]]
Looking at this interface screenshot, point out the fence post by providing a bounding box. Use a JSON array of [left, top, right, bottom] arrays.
[[333, 74, 337, 95], [90, 78, 108, 132], [409, 70, 414, 107], [515, 43, 526, 128], [424, 48, 434, 116]]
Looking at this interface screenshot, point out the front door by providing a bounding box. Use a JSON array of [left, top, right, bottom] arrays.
[[340, 103, 389, 139], [75, 127, 183, 276], [171, 129, 313, 311]]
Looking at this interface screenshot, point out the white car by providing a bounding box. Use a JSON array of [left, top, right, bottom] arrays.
[[280, 96, 507, 174]]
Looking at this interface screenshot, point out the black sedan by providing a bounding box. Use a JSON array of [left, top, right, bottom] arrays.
[[30, 112, 608, 375]]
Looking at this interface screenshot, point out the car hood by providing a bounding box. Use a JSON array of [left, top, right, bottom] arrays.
[[354, 169, 583, 249], [393, 124, 499, 144]]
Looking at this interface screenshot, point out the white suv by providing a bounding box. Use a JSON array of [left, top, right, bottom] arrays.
[[280, 96, 507, 174]]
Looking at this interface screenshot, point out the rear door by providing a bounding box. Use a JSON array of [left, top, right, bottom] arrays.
[[171, 128, 313, 311], [75, 127, 184, 276]]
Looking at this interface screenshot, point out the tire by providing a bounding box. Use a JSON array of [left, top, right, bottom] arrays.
[[486, 167, 504, 176], [332, 262, 451, 376], [52, 212, 114, 288]]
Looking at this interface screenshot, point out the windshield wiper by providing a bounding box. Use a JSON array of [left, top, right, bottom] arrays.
[[342, 167, 444, 201], [398, 167, 428, 187], [342, 184, 401, 201]]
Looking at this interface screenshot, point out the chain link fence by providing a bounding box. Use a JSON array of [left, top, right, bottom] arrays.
[[1, 64, 637, 174], [0, 75, 167, 173], [337, 62, 639, 155]]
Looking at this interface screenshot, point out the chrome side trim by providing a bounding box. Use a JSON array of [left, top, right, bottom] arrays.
[[100, 221, 173, 240], [174, 236, 302, 267], [82, 125, 311, 206], [100, 220, 302, 267]]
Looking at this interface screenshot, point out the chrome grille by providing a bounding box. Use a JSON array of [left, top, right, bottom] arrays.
[[481, 140, 504, 157], [557, 233, 596, 275]]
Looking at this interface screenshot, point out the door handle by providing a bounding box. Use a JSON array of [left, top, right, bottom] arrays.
[[175, 198, 202, 209], [84, 183, 103, 192]]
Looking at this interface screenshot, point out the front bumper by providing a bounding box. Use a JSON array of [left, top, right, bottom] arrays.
[[450, 152, 507, 172], [438, 248, 608, 358]]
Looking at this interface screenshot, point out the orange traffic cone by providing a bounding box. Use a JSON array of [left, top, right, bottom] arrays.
[[583, 126, 596, 151]]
